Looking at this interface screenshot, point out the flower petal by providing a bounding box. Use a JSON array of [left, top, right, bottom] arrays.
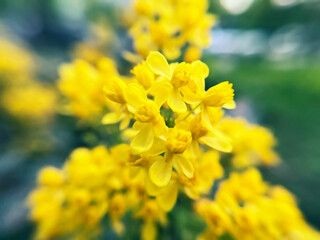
[[131, 125, 154, 154], [173, 155, 194, 178], [146, 173, 162, 196], [119, 115, 131, 130], [146, 51, 171, 79], [143, 137, 166, 157], [201, 106, 214, 131], [101, 112, 122, 125], [191, 60, 208, 94], [124, 83, 147, 109], [149, 157, 172, 187], [223, 100, 236, 109], [149, 81, 173, 107], [157, 181, 179, 211], [162, 44, 181, 60], [181, 86, 201, 104], [189, 140, 201, 158], [167, 89, 187, 113], [142, 221, 157, 240], [199, 132, 232, 153]]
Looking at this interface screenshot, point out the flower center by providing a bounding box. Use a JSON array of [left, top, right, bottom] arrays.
[[136, 100, 159, 123], [171, 62, 192, 88], [166, 128, 192, 154]]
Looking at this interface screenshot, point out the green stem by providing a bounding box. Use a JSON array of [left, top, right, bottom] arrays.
[[183, 103, 201, 120]]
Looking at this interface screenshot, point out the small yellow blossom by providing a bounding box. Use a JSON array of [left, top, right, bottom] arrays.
[[147, 126, 195, 187], [124, 83, 167, 154], [219, 117, 280, 167], [37, 167, 64, 187], [58, 58, 118, 118], [196, 169, 320, 240], [0, 38, 34, 77], [129, 0, 216, 60], [1, 81, 56, 123], [146, 51, 191, 112], [131, 61, 155, 89]]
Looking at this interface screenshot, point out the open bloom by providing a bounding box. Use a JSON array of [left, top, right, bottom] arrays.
[[146, 126, 194, 187], [146, 51, 192, 113], [182, 60, 236, 130], [124, 83, 167, 154], [177, 110, 232, 157]]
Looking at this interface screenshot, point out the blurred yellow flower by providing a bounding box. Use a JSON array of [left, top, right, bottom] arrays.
[[129, 0, 216, 60], [219, 117, 280, 167], [58, 58, 118, 119], [1, 81, 56, 123], [0, 38, 34, 77], [196, 169, 320, 240]]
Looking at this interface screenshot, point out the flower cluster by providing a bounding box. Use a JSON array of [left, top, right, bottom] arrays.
[[0, 37, 56, 123], [102, 51, 235, 189], [195, 168, 320, 240], [0, 37, 34, 77], [28, 51, 234, 239], [1, 80, 56, 122], [58, 58, 118, 119], [28, 145, 167, 240], [27, 48, 319, 239], [219, 117, 280, 168], [128, 0, 216, 61]]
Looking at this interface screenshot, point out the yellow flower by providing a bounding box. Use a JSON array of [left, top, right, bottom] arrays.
[[58, 59, 105, 118], [136, 199, 167, 240], [184, 111, 232, 155], [129, 0, 216, 60], [103, 77, 127, 104], [37, 167, 64, 187], [1, 81, 56, 123], [184, 46, 202, 63], [196, 168, 320, 240], [124, 82, 167, 154], [109, 193, 127, 234], [219, 117, 280, 167], [201, 81, 235, 108], [102, 77, 133, 130], [165, 127, 192, 154], [131, 60, 155, 89], [146, 51, 192, 112], [234, 207, 258, 230], [27, 145, 133, 239], [183, 60, 235, 130], [0, 37, 34, 76], [181, 150, 223, 199], [195, 199, 233, 235], [147, 126, 194, 187]]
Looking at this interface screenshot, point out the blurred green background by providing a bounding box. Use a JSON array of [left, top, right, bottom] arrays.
[[0, 0, 319, 239]]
